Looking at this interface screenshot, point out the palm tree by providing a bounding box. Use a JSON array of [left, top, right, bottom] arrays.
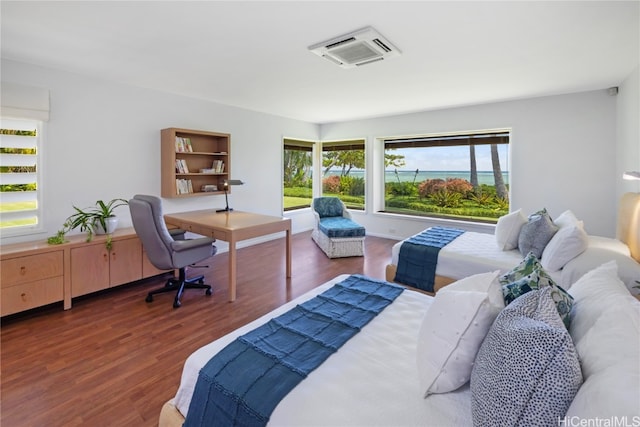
[[491, 144, 507, 200], [469, 144, 478, 191]]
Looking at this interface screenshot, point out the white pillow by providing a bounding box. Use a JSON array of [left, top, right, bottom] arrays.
[[554, 210, 580, 229], [567, 261, 632, 347], [495, 209, 526, 251], [541, 224, 588, 272], [565, 262, 640, 419], [416, 270, 504, 397]]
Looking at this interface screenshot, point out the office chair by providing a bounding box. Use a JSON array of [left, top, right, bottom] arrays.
[[129, 194, 217, 308]]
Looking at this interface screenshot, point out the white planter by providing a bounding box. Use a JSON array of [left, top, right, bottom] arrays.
[[94, 216, 119, 235]]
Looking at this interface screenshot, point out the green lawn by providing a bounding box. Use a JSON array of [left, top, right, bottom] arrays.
[[0, 200, 37, 212], [284, 196, 311, 210], [0, 201, 38, 228]]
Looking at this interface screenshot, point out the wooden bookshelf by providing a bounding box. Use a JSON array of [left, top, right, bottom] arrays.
[[161, 128, 230, 198]]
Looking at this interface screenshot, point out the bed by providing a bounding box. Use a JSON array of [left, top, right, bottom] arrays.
[[386, 192, 640, 295], [160, 263, 640, 426]]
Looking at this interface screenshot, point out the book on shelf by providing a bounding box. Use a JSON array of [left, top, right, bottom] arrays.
[[175, 159, 190, 173], [212, 160, 225, 173], [175, 137, 193, 153], [175, 178, 194, 194]]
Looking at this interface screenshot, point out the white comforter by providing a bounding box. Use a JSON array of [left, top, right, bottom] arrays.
[[174, 274, 473, 426], [391, 230, 525, 278], [391, 231, 640, 291]]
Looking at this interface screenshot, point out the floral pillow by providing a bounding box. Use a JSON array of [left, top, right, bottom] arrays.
[[500, 252, 574, 328]]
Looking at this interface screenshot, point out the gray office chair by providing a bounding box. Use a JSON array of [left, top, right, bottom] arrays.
[[129, 194, 217, 308]]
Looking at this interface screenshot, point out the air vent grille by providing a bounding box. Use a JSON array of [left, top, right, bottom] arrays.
[[308, 26, 401, 69]]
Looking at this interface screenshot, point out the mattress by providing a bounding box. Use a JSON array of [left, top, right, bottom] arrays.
[[391, 230, 524, 280], [173, 274, 473, 426]]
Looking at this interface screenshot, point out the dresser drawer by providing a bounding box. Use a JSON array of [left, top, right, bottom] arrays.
[[1, 251, 64, 288], [1, 277, 64, 316]]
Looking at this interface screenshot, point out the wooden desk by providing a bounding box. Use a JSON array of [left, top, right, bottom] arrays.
[[163, 210, 291, 301]]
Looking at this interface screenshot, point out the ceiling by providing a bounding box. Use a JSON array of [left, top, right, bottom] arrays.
[[1, 1, 638, 124]]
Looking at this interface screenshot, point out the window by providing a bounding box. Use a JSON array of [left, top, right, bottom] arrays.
[[283, 138, 314, 211], [383, 131, 510, 223], [322, 139, 365, 210], [0, 118, 42, 234]]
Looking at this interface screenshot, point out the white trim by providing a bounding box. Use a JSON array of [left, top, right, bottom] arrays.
[[0, 82, 50, 121]]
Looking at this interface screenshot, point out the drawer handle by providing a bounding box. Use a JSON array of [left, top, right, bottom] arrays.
[[20, 266, 26, 275], [21, 293, 27, 301]]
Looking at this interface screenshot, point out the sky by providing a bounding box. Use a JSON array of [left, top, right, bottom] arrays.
[[388, 145, 509, 171]]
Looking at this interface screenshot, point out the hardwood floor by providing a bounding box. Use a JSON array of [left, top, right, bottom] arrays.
[[1, 231, 397, 427]]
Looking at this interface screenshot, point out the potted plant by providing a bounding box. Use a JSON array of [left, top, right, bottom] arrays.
[[65, 198, 129, 242]]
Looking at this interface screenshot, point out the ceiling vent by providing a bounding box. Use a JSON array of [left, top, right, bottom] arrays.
[[308, 26, 401, 69]]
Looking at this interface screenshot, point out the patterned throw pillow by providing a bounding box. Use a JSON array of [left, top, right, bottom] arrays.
[[517, 208, 559, 258], [471, 288, 583, 427], [500, 252, 574, 328]]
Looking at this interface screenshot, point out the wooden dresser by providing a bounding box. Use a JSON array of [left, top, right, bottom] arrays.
[[0, 227, 169, 316]]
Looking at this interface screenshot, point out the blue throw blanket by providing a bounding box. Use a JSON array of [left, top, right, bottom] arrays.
[[394, 226, 465, 292], [183, 274, 404, 427]]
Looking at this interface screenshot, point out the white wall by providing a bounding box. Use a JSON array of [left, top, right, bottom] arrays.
[[320, 90, 618, 238], [1, 59, 632, 248], [617, 65, 640, 197], [0, 59, 318, 246]]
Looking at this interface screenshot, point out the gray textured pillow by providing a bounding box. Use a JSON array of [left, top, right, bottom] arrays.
[[518, 209, 558, 257], [471, 287, 583, 426]]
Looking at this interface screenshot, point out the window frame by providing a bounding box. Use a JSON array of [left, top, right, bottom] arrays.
[[0, 118, 44, 237], [283, 138, 316, 212], [381, 130, 510, 224], [321, 139, 366, 210]]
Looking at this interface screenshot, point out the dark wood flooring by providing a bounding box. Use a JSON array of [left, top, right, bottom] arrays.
[[1, 231, 397, 427]]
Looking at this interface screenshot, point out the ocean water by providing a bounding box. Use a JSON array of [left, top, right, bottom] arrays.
[[324, 170, 509, 186]]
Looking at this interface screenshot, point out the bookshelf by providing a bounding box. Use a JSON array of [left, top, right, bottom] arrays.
[[161, 128, 230, 198]]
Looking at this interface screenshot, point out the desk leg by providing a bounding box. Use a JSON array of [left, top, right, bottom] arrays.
[[228, 237, 237, 302], [285, 228, 291, 278]]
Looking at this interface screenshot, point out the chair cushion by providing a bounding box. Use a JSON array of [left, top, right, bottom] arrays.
[[313, 197, 345, 218], [318, 217, 365, 238]]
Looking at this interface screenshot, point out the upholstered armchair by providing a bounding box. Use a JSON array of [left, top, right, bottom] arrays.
[[311, 197, 365, 258]]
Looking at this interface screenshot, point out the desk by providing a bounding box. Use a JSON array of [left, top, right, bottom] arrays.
[[163, 210, 291, 301]]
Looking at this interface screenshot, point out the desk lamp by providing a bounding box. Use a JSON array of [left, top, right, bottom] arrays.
[[217, 179, 244, 212], [623, 171, 640, 181]]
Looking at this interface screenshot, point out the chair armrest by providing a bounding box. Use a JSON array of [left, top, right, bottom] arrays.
[[169, 228, 187, 240], [171, 237, 216, 252]]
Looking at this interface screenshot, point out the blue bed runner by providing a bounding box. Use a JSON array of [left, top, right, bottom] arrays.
[[394, 226, 465, 292], [183, 274, 404, 427]]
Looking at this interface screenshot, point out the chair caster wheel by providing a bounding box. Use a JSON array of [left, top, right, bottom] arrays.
[[146, 295, 153, 303], [173, 300, 181, 308], [206, 288, 212, 296]]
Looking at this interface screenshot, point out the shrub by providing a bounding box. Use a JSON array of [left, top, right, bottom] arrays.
[[322, 175, 341, 193], [431, 190, 462, 208], [387, 181, 418, 196], [444, 178, 473, 196], [418, 179, 446, 197], [343, 176, 364, 196], [470, 191, 493, 206]]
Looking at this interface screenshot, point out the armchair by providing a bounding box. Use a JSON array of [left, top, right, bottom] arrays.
[[311, 196, 365, 258], [129, 194, 217, 308]]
